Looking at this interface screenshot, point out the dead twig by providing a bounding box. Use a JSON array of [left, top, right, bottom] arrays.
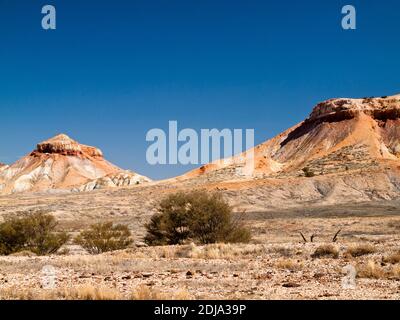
[[332, 229, 341, 243], [299, 232, 307, 243]]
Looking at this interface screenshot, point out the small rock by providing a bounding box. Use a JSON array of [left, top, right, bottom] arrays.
[[135, 242, 148, 248], [186, 270, 194, 277], [282, 282, 301, 288], [313, 273, 324, 279], [142, 272, 153, 278]]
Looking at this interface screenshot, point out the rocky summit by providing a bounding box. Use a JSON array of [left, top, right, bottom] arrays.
[[171, 94, 400, 208], [0, 134, 150, 194]]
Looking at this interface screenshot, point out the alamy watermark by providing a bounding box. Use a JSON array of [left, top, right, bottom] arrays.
[[41, 265, 57, 289], [341, 265, 357, 289], [41, 5, 56, 30], [146, 121, 255, 175], [40, 4, 357, 31], [342, 5, 357, 30]]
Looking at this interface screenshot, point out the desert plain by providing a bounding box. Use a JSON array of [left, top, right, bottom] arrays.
[[0, 185, 400, 300]]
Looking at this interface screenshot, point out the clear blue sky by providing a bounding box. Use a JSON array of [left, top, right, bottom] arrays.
[[0, 0, 399, 179]]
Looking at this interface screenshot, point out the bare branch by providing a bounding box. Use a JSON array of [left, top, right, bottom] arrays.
[[299, 232, 307, 243], [332, 229, 341, 243]]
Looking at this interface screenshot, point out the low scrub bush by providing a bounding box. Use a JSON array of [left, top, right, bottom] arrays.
[[0, 212, 69, 256], [144, 190, 251, 245], [75, 222, 133, 254]]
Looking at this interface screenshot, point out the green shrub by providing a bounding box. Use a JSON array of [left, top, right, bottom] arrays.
[[144, 190, 251, 245], [0, 212, 69, 255], [75, 222, 133, 254], [143, 214, 168, 246]]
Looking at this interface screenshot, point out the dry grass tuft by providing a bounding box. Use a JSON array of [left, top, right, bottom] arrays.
[[61, 284, 123, 300], [311, 244, 339, 259], [160, 246, 176, 259], [357, 260, 400, 280], [345, 244, 376, 258], [383, 251, 400, 264], [175, 243, 263, 260], [131, 285, 193, 300], [0, 286, 38, 300], [131, 285, 167, 300], [173, 288, 194, 300], [9, 250, 37, 257], [0, 284, 123, 300], [387, 220, 400, 230], [357, 260, 385, 279], [271, 247, 293, 257], [0, 284, 193, 301], [275, 258, 303, 271], [390, 265, 400, 279]]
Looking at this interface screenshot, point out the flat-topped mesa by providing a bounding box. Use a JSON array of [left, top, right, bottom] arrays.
[[34, 134, 103, 157], [308, 94, 400, 123]]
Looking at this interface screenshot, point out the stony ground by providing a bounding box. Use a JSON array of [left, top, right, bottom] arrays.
[[1, 185, 400, 300], [1, 240, 400, 300]]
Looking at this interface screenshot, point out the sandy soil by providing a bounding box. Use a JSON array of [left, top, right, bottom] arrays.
[[0, 186, 400, 300]]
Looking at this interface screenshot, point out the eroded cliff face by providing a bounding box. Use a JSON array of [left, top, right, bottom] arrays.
[[309, 95, 400, 120], [178, 94, 400, 182], [0, 134, 150, 194], [34, 134, 104, 158]]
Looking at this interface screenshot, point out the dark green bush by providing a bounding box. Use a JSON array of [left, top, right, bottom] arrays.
[[144, 190, 251, 245], [143, 213, 168, 246], [75, 222, 133, 254], [0, 212, 69, 255]]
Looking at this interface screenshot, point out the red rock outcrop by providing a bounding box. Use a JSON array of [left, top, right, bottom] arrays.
[[34, 134, 103, 158], [0, 134, 150, 194], [177, 94, 400, 181]]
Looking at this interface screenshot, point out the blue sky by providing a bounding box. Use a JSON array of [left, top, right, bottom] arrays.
[[0, 0, 399, 179]]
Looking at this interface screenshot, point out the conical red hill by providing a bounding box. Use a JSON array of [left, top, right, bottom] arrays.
[[0, 134, 150, 194]]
